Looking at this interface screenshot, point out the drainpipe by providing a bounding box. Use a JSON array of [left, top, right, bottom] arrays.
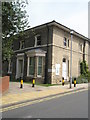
[[83, 41, 86, 61], [44, 24, 49, 84]]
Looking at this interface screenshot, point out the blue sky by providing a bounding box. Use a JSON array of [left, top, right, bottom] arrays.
[[25, 0, 89, 37]]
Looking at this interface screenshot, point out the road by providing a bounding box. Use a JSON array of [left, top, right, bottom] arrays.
[[2, 90, 88, 118]]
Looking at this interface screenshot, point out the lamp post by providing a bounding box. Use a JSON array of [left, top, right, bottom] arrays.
[[70, 31, 73, 89]]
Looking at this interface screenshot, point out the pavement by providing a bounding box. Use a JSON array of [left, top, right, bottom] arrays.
[[0, 82, 88, 108]]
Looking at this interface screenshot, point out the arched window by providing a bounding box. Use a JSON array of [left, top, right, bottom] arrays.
[[63, 58, 66, 62]]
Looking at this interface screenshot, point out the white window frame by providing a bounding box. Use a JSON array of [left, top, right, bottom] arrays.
[[67, 39, 69, 47], [37, 56, 43, 77], [64, 37, 67, 47], [20, 40, 25, 49], [79, 43, 83, 52], [27, 57, 35, 77], [35, 35, 41, 47]]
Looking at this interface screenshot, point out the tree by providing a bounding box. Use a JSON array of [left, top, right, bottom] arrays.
[[2, 1, 29, 61]]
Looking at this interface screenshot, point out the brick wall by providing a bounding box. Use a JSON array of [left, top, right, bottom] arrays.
[[0, 76, 9, 93]]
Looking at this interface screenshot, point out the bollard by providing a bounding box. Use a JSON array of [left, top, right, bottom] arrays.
[[74, 78, 76, 87], [62, 77, 64, 86], [20, 78, 23, 88], [32, 78, 35, 87]]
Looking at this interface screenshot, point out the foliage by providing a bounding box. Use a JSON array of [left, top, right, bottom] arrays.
[[72, 70, 90, 84], [2, 1, 29, 61], [80, 61, 88, 76]]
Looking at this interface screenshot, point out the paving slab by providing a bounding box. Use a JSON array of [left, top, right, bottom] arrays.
[[0, 82, 88, 107]]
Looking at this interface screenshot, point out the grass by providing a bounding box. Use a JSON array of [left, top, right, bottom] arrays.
[[21, 81, 62, 87], [10, 80, 62, 87]]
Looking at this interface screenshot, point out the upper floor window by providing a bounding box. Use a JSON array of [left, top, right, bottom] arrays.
[[79, 43, 83, 52], [64, 37, 67, 47], [67, 39, 69, 47], [20, 40, 25, 49], [35, 35, 41, 46]]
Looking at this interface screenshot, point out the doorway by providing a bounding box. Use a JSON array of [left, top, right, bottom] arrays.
[[62, 58, 67, 80], [16, 59, 24, 79]]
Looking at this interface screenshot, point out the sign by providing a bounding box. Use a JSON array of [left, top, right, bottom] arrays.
[[55, 64, 60, 75], [48, 69, 55, 72]]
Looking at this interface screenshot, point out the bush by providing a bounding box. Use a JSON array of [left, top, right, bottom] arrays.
[[72, 75, 88, 84]]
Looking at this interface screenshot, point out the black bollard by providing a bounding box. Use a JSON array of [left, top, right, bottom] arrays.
[[74, 78, 76, 87], [20, 78, 23, 88], [32, 78, 35, 87]]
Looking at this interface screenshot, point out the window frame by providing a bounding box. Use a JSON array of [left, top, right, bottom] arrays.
[[79, 43, 83, 52], [37, 56, 43, 77], [20, 40, 25, 49], [27, 57, 35, 77], [67, 39, 69, 47], [64, 37, 67, 47], [35, 35, 41, 47]]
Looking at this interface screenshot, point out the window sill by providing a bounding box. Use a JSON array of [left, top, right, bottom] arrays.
[[37, 75, 42, 78], [27, 75, 34, 77]]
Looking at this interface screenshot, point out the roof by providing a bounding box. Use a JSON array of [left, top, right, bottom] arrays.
[[25, 20, 90, 42]]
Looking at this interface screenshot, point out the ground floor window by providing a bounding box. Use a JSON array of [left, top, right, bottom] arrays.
[[29, 57, 35, 75], [28, 56, 43, 77], [38, 57, 43, 76]]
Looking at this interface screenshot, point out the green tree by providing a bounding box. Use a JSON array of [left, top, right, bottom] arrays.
[[2, 1, 29, 61]]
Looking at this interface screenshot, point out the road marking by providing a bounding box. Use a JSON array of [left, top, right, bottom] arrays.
[[1, 88, 88, 112]]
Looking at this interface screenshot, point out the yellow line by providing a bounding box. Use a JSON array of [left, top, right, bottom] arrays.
[[0, 88, 88, 112]]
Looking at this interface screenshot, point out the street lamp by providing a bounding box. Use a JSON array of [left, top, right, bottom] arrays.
[[70, 30, 73, 88]]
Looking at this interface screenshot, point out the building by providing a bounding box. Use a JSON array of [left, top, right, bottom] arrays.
[[88, 1, 90, 39], [88, 1, 90, 72], [11, 20, 90, 84]]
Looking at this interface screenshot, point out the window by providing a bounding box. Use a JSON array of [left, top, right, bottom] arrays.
[[29, 57, 35, 75], [63, 58, 66, 62], [38, 57, 42, 76], [20, 41, 25, 49], [35, 35, 41, 46], [64, 37, 67, 46], [68, 60, 69, 76], [68, 39, 69, 47], [79, 44, 82, 52]]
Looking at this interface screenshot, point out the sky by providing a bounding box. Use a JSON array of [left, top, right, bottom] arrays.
[[25, 0, 89, 37]]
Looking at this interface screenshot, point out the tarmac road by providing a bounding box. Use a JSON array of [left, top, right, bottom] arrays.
[[2, 90, 88, 118]]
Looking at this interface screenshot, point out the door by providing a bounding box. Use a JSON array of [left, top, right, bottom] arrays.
[[62, 58, 67, 80]]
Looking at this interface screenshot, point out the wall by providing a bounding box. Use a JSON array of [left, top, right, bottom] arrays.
[[52, 26, 88, 84], [0, 76, 9, 93], [12, 25, 53, 84]]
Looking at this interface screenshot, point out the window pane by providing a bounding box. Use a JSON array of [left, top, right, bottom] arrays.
[[37, 40, 41, 45], [64, 37, 67, 46], [37, 35, 41, 46], [29, 57, 35, 75], [38, 57, 42, 75], [38, 57, 42, 65], [38, 66, 42, 75], [68, 39, 69, 47]]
